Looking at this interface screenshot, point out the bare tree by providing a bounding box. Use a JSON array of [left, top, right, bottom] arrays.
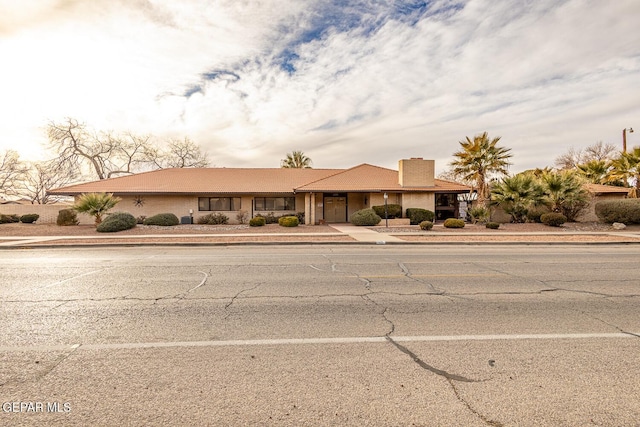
[[555, 141, 618, 170], [18, 160, 77, 204], [147, 137, 210, 169], [0, 150, 28, 199], [48, 119, 209, 179]]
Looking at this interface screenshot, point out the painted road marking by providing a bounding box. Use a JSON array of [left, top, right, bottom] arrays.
[[0, 332, 637, 352]]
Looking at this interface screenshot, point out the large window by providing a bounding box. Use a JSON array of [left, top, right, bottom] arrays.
[[254, 197, 295, 211], [198, 197, 241, 211]]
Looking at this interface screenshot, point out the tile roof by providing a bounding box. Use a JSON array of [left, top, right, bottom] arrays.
[[48, 164, 471, 195], [584, 183, 631, 194]]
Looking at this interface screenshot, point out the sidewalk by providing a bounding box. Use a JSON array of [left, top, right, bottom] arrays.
[[2, 224, 640, 247]]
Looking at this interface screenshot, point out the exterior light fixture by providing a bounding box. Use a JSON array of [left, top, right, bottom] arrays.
[[623, 127, 634, 153]]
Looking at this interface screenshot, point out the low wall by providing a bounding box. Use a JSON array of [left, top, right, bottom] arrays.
[[0, 204, 93, 224]]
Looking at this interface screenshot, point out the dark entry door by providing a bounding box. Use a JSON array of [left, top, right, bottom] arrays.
[[324, 196, 347, 223]]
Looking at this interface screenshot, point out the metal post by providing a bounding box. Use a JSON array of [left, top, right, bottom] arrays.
[[384, 192, 388, 228], [623, 127, 634, 153]]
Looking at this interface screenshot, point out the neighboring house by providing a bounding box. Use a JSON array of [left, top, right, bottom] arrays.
[[48, 158, 471, 224], [577, 183, 630, 222]]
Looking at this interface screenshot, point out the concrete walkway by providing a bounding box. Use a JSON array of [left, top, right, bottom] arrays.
[[329, 224, 404, 243]]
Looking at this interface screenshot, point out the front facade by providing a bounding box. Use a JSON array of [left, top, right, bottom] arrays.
[[48, 158, 471, 224]]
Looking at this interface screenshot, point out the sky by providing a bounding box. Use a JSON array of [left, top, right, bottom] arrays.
[[1, 0, 639, 175]]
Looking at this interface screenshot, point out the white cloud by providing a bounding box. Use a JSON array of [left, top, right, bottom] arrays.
[[0, 0, 639, 174]]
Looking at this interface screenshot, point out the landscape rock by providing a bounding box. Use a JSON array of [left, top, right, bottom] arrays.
[[612, 222, 626, 230]]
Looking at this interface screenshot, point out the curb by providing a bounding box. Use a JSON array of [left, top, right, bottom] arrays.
[[3, 240, 640, 249]]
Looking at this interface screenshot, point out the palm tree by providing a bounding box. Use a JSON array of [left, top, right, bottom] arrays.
[[73, 192, 121, 225], [490, 173, 544, 223], [606, 147, 640, 197], [280, 151, 312, 169], [576, 160, 611, 184], [450, 132, 512, 207], [540, 170, 590, 221]]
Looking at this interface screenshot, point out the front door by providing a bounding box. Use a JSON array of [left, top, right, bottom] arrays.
[[324, 196, 347, 223]]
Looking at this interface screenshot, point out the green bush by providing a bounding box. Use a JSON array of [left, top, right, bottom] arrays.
[[526, 207, 550, 223], [468, 206, 490, 224], [256, 212, 279, 224], [350, 208, 382, 226], [486, 222, 500, 229], [419, 220, 433, 230], [97, 212, 137, 233], [406, 208, 435, 225], [249, 216, 266, 227], [372, 204, 402, 219], [143, 213, 179, 226], [0, 214, 20, 224], [57, 209, 79, 226], [540, 212, 567, 227], [20, 214, 40, 224], [595, 199, 640, 224], [443, 218, 465, 228], [197, 212, 229, 225], [278, 216, 299, 227]]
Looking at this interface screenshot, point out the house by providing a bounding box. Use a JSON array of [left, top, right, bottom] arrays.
[[47, 158, 471, 224], [576, 183, 630, 222]]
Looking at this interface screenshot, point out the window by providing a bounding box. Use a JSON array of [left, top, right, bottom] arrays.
[[198, 197, 241, 211], [254, 197, 295, 211]]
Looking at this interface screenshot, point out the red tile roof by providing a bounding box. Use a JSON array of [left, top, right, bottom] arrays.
[[49, 164, 471, 195], [584, 183, 631, 194]]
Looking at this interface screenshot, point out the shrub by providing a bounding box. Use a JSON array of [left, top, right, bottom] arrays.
[[20, 214, 40, 224], [595, 199, 640, 224], [406, 208, 435, 225], [0, 214, 20, 224], [468, 206, 490, 224], [278, 216, 299, 227], [249, 216, 266, 227], [197, 212, 229, 225], [57, 209, 79, 226], [236, 210, 249, 224], [97, 212, 137, 233], [350, 208, 382, 226], [486, 222, 500, 229], [443, 218, 465, 228], [372, 204, 402, 219], [143, 213, 179, 226], [526, 207, 549, 223], [256, 212, 279, 224], [540, 212, 567, 227], [419, 220, 433, 230], [136, 216, 146, 225]]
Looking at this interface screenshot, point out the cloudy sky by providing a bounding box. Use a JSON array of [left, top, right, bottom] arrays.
[[1, 0, 639, 174]]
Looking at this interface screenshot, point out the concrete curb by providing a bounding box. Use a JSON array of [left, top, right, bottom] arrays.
[[3, 239, 640, 249]]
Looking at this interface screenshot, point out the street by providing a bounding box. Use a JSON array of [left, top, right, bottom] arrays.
[[1, 245, 639, 426]]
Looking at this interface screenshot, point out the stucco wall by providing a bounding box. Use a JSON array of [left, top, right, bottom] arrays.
[[401, 193, 435, 214], [0, 203, 93, 224]]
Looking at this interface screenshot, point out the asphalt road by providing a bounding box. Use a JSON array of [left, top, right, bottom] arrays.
[[1, 245, 639, 426]]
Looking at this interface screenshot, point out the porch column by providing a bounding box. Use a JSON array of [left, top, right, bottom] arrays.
[[304, 193, 311, 225]]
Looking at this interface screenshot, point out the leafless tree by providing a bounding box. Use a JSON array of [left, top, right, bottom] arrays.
[[47, 118, 209, 179], [17, 160, 77, 204], [555, 141, 618, 170], [147, 137, 210, 169], [0, 150, 29, 198]]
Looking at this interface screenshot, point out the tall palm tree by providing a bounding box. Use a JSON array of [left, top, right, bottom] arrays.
[[450, 132, 512, 207], [280, 151, 313, 169]]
